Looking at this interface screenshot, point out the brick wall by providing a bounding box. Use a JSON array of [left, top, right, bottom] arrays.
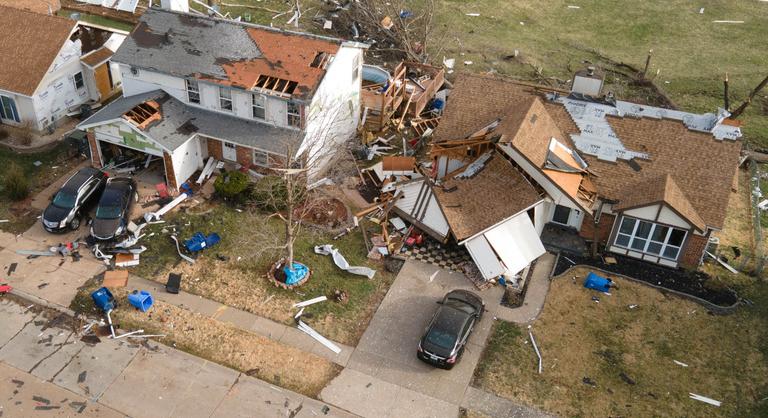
[[207, 138, 222, 161], [579, 213, 616, 243], [163, 152, 178, 191], [86, 130, 102, 168], [679, 232, 709, 269], [236, 145, 252, 168]]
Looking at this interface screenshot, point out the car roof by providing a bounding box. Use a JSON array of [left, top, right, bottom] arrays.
[[433, 304, 472, 332], [62, 168, 101, 192]]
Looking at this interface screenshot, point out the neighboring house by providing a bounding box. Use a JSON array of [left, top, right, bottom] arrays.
[[78, 7, 366, 190], [423, 71, 742, 274], [0, 5, 125, 131], [1, 0, 62, 15]]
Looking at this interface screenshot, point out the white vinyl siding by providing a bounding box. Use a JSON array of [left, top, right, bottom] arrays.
[[614, 216, 687, 261]]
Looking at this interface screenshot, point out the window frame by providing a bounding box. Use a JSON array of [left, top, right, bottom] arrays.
[[186, 79, 200, 104], [286, 100, 301, 128], [73, 72, 85, 90], [252, 94, 266, 120], [0, 95, 20, 123], [613, 216, 687, 261], [552, 204, 571, 225], [252, 149, 271, 167], [219, 87, 233, 112]]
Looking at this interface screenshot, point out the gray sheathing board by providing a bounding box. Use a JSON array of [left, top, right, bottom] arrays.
[[80, 90, 300, 154], [113, 9, 263, 79], [548, 93, 742, 162]]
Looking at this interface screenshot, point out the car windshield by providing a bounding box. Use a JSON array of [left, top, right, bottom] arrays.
[[52, 191, 76, 209], [95, 205, 121, 219], [425, 326, 457, 350]]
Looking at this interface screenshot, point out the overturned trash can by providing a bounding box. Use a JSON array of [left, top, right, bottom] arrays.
[[584, 272, 613, 293], [184, 232, 221, 253], [128, 290, 154, 312], [91, 287, 116, 312]]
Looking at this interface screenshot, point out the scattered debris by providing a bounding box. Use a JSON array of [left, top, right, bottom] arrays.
[[103, 270, 129, 288], [127, 290, 154, 312], [673, 360, 689, 367], [297, 320, 341, 354], [705, 251, 738, 274], [292, 296, 328, 308], [115, 253, 140, 267], [689, 393, 721, 407], [184, 232, 221, 252], [7, 262, 18, 275], [166, 273, 182, 294], [170, 235, 196, 264], [582, 377, 597, 387], [528, 327, 543, 374], [314, 245, 376, 279], [619, 372, 636, 385], [584, 272, 614, 292], [0, 285, 13, 294]]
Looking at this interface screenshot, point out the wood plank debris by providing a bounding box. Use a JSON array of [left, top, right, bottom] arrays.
[[705, 251, 737, 273]]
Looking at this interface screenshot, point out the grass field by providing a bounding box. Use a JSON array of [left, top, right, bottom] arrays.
[[474, 266, 768, 418]]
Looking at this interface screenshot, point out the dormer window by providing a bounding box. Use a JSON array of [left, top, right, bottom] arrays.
[[252, 94, 265, 119], [186, 79, 200, 104], [219, 87, 233, 112], [287, 101, 301, 128]]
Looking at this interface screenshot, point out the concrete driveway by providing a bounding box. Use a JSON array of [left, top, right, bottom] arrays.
[[321, 260, 504, 418]]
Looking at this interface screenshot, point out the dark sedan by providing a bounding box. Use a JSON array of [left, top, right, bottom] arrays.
[[417, 290, 484, 369], [42, 167, 107, 233], [90, 177, 136, 241]]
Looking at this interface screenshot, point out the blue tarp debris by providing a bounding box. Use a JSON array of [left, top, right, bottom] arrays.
[[284, 262, 309, 285]]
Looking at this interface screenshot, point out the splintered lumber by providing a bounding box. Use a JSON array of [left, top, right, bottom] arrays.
[[196, 157, 216, 184], [297, 320, 341, 353], [155, 193, 189, 218]]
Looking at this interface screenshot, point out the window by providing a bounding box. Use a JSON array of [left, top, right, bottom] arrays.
[[73, 72, 85, 90], [186, 79, 200, 104], [252, 94, 265, 119], [0, 95, 20, 123], [287, 101, 301, 127], [552, 205, 571, 225], [614, 216, 687, 261], [253, 150, 269, 167], [219, 87, 233, 111]]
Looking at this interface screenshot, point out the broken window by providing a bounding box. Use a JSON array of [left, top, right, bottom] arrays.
[[252, 94, 265, 120], [287, 101, 301, 128], [219, 87, 233, 111], [614, 216, 687, 261], [186, 79, 200, 104], [74, 72, 85, 90], [0, 95, 20, 123]]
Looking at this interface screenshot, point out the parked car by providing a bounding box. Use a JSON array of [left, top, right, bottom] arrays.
[[417, 290, 484, 369], [90, 177, 137, 241], [41, 167, 107, 233]]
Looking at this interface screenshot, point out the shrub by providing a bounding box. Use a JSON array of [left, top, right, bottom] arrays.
[[248, 175, 306, 212], [0, 127, 9, 141], [213, 169, 249, 199], [3, 162, 30, 201], [17, 122, 34, 146]]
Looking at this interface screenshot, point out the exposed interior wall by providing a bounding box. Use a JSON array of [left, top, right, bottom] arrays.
[[93, 122, 164, 157], [301, 44, 364, 179]]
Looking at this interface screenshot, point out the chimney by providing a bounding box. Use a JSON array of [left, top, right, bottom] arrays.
[[160, 0, 190, 12], [571, 66, 605, 97]]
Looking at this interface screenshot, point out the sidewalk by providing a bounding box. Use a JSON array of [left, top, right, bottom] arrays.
[[494, 252, 555, 324], [0, 296, 355, 418], [126, 276, 355, 367]]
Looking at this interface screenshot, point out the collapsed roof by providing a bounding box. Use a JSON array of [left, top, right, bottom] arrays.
[[433, 73, 743, 230], [114, 8, 343, 100]]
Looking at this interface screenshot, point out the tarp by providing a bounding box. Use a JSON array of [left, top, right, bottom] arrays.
[[482, 213, 546, 277], [314, 245, 376, 279]]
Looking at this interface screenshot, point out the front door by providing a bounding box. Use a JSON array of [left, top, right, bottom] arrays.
[[222, 142, 237, 161]]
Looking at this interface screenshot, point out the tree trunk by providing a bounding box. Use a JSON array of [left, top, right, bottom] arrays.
[[285, 172, 295, 270]]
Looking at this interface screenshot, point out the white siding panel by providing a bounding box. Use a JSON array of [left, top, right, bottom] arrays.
[[465, 236, 505, 280], [171, 136, 204, 187], [393, 180, 450, 240], [624, 204, 660, 221], [484, 213, 546, 276], [657, 205, 691, 229]]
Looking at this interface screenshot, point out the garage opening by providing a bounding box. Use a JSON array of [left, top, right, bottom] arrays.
[[97, 141, 168, 197]]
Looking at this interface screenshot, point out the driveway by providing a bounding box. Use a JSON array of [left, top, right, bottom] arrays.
[[321, 260, 504, 417]]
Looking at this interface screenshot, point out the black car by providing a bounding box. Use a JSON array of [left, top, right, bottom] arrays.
[[42, 167, 107, 233], [90, 177, 137, 241], [417, 290, 484, 369]]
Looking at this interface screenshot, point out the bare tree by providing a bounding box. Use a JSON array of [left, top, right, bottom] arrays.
[[334, 0, 447, 63]]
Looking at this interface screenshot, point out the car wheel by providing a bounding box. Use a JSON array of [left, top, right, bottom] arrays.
[[70, 216, 81, 230]]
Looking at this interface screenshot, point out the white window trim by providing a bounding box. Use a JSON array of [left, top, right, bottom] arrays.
[[219, 86, 233, 112], [551, 204, 571, 226], [287, 100, 301, 128], [252, 149, 273, 167], [614, 216, 687, 261], [73, 72, 85, 90], [252, 94, 266, 120], [186, 79, 200, 104], [0, 94, 20, 123]]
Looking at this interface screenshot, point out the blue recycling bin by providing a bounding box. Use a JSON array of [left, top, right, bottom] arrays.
[[127, 290, 154, 312], [584, 272, 613, 293], [91, 287, 115, 312], [184, 232, 221, 253]]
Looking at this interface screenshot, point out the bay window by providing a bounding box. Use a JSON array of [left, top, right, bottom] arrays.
[[614, 216, 687, 260], [0, 95, 20, 123]]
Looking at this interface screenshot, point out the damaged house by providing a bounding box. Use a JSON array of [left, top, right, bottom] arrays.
[[400, 70, 742, 279], [0, 5, 125, 131], [78, 7, 366, 190]]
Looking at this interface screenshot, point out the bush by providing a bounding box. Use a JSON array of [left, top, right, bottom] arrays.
[[3, 162, 30, 201], [248, 175, 306, 212], [17, 122, 34, 146], [0, 127, 8, 141], [213, 170, 249, 199]]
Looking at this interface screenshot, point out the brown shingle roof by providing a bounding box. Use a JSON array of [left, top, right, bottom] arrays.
[[433, 151, 542, 241], [81, 46, 114, 67], [437, 73, 742, 230], [614, 174, 706, 232], [0, 5, 75, 96], [1, 0, 61, 15]]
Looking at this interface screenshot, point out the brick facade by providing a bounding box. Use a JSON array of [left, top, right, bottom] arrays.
[[86, 130, 102, 168], [679, 231, 709, 269], [579, 212, 616, 243], [206, 137, 222, 161], [163, 152, 178, 191], [235, 145, 252, 168]]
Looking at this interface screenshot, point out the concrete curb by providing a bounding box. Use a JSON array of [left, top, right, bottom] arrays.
[[9, 287, 78, 317], [555, 264, 741, 315]]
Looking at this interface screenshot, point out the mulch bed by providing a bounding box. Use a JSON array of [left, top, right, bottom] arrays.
[[554, 253, 739, 307], [295, 197, 348, 229]]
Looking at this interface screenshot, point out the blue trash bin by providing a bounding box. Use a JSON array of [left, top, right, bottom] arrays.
[[127, 290, 154, 312], [584, 272, 613, 293], [91, 287, 115, 312]]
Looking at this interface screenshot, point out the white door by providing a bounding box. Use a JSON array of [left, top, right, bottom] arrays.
[[222, 141, 237, 161]]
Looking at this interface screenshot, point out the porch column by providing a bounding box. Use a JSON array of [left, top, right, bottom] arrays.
[[86, 129, 102, 168]]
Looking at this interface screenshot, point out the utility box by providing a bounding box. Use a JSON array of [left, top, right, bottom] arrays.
[[571, 67, 604, 97]]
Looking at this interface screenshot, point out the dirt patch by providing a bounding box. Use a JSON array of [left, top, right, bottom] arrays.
[[113, 295, 341, 398], [474, 267, 768, 417], [554, 254, 738, 306], [296, 197, 349, 229]]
